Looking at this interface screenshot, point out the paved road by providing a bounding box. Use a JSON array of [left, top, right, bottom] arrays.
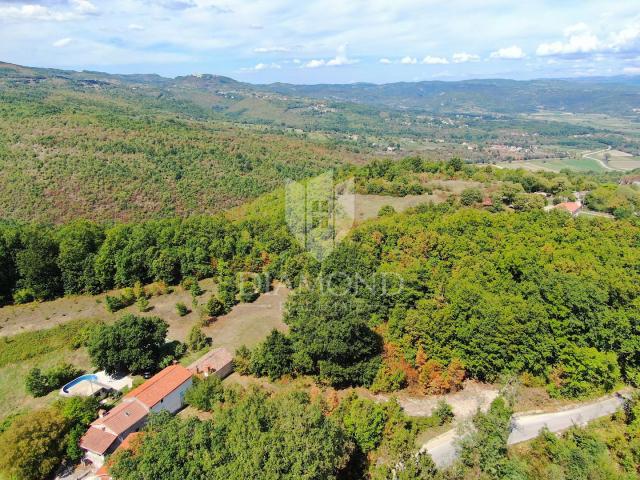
[[508, 396, 625, 444], [422, 394, 626, 469]]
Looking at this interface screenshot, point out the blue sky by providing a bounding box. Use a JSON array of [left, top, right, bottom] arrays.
[[0, 0, 639, 84]]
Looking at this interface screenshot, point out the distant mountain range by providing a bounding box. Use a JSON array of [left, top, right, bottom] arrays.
[[2, 61, 640, 116]]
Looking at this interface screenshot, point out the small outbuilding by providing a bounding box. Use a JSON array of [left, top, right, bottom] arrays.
[[554, 201, 582, 216], [188, 347, 234, 379]]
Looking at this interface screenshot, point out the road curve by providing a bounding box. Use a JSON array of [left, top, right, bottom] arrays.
[[422, 394, 626, 469], [583, 146, 619, 171]]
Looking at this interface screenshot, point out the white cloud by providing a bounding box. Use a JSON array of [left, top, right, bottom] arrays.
[[623, 66, 640, 74], [52, 37, 72, 48], [304, 59, 326, 68], [563, 22, 590, 37], [253, 62, 281, 71], [400, 56, 417, 64], [70, 0, 98, 15], [422, 55, 448, 64], [490, 45, 525, 59], [0, 4, 70, 21], [292, 59, 301, 64], [128, 23, 145, 31], [609, 25, 640, 51], [0, 0, 97, 22], [537, 23, 600, 56], [326, 44, 356, 66], [253, 46, 290, 53], [302, 44, 357, 68], [452, 52, 480, 63], [379, 58, 392, 64]]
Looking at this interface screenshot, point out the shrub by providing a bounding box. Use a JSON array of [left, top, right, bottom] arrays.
[[548, 345, 621, 398], [217, 274, 239, 309], [204, 295, 226, 318], [12, 288, 35, 305], [337, 394, 387, 453], [24, 368, 49, 397], [238, 280, 259, 303], [187, 326, 209, 352], [418, 358, 466, 395], [433, 400, 455, 425], [234, 345, 252, 375], [132, 281, 147, 300], [175, 302, 189, 316], [185, 375, 224, 411], [25, 364, 83, 397], [378, 205, 396, 217], [136, 296, 150, 312], [460, 187, 483, 206], [371, 363, 407, 393], [104, 288, 136, 313], [189, 282, 203, 297]]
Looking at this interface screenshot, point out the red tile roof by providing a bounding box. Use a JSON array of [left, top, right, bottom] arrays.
[[81, 400, 147, 455], [188, 347, 233, 375], [124, 364, 192, 408], [93, 399, 148, 434], [79, 426, 118, 456], [555, 201, 582, 214], [94, 432, 144, 480]]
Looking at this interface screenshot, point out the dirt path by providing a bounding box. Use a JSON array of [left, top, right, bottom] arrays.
[[583, 146, 620, 171]]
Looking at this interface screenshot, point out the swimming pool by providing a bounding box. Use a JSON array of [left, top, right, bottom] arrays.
[[61, 374, 99, 394]]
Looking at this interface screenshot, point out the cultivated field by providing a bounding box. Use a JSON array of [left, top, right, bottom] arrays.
[[498, 157, 606, 172]]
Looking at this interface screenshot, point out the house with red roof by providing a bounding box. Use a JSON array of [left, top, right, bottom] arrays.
[[553, 201, 582, 216], [80, 365, 192, 468], [94, 432, 144, 480]]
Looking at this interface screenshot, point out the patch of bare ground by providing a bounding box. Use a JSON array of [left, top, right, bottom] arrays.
[[376, 380, 499, 419], [201, 283, 290, 353]]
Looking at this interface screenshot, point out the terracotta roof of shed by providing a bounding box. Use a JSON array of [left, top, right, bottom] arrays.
[[188, 347, 233, 374], [124, 364, 192, 408]]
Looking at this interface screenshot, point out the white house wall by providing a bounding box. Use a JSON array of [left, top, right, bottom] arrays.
[[149, 378, 192, 414]]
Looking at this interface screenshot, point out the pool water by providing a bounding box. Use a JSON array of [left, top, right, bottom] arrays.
[[62, 374, 99, 394]]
